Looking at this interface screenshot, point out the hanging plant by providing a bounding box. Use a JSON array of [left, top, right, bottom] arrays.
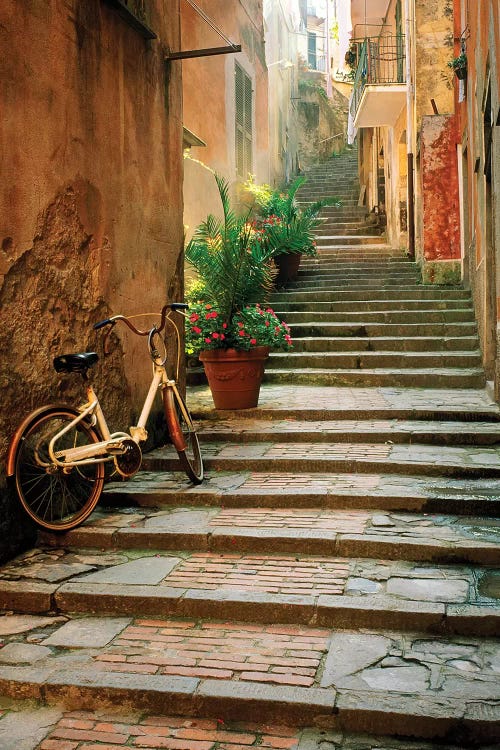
[[448, 52, 467, 79], [344, 44, 357, 69]]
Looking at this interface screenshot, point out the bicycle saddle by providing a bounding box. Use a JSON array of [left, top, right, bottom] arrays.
[[53, 352, 99, 373]]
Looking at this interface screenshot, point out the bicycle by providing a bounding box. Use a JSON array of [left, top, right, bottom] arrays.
[[6, 302, 203, 532]]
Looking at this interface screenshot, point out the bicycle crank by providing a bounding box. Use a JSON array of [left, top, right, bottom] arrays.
[[113, 439, 142, 478]]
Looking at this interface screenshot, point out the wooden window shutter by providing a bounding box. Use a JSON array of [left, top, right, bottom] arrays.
[[235, 63, 253, 179]]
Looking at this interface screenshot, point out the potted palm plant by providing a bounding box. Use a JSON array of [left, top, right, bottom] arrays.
[[245, 176, 340, 284], [185, 173, 292, 409]]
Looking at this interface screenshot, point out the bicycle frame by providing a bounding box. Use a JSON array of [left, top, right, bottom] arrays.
[[46, 360, 191, 469]]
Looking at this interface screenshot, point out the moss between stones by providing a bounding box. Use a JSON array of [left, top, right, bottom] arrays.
[[422, 260, 462, 286]]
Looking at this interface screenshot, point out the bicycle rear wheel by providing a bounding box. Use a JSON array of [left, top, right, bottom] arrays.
[[13, 407, 105, 531], [163, 387, 203, 484]]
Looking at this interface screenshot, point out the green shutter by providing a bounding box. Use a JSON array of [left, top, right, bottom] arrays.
[[235, 63, 253, 179]]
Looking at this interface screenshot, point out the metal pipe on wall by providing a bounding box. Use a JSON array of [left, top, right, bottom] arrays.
[[405, 0, 416, 260]]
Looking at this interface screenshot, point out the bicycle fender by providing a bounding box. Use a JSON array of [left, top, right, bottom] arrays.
[[6, 404, 81, 477], [162, 388, 187, 451]]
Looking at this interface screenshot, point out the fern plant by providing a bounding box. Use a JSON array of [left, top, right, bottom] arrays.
[[185, 173, 291, 353], [245, 175, 341, 256]]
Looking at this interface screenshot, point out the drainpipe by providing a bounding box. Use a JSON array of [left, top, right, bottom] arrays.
[[405, 0, 415, 261]]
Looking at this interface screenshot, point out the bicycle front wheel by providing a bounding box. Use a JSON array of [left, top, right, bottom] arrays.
[[163, 387, 204, 484], [13, 407, 105, 531]]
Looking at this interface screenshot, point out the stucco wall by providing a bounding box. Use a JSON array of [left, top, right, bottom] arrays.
[[454, 0, 499, 390], [181, 0, 269, 230], [0, 1, 184, 559]]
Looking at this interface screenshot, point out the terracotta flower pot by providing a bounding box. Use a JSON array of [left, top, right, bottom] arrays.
[[199, 346, 270, 409], [274, 252, 302, 285]]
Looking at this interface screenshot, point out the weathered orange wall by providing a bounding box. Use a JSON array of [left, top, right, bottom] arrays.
[[0, 1, 184, 557], [181, 0, 269, 234], [453, 0, 500, 390]]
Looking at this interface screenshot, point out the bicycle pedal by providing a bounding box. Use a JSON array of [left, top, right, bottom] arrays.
[[113, 438, 142, 478]]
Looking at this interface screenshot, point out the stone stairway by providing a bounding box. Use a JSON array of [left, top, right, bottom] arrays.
[[266, 149, 485, 389], [0, 153, 499, 748]]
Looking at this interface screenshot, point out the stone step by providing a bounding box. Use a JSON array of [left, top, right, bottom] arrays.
[[279, 310, 475, 324], [274, 299, 473, 312], [188, 383, 499, 420], [268, 351, 482, 370], [263, 367, 486, 388], [291, 336, 480, 352], [144, 439, 500, 479], [195, 418, 500, 446], [0, 613, 498, 741], [315, 226, 383, 236], [277, 323, 480, 340], [1, 543, 499, 637], [28, 505, 500, 566], [285, 278, 446, 290], [11, 708, 497, 750], [100, 468, 500, 517], [271, 288, 472, 302], [314, 236, 388, 245], [296, 263, 416, 273]]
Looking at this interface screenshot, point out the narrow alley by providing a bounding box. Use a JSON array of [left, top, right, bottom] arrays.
[[0, 147, 499, 750], [1, 0, 500, 748]]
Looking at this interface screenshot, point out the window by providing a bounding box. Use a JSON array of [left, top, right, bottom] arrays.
[[307, 32, 317, 69], [235, 63, 253, 179]]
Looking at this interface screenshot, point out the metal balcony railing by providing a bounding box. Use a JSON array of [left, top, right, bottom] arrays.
[[350, 36, 406, 119]]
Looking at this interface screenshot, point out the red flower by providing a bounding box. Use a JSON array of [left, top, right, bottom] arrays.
[[222, 322, 228, 329], [238, 330, 246, 337], [204, 337, 212, 344], [192, 326, 202, 334], [250, 338, 257, 345], [212, 332, 219, 339], [190, 313, 199, 322]]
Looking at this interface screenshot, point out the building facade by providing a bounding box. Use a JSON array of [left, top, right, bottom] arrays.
[[348, 0, 499, 399], [0, 0, 184, 558]]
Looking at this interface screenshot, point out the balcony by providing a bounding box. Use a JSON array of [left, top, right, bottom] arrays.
[[350, 36, 406, 128]]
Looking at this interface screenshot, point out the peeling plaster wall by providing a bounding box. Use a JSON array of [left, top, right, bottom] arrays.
[[420, 115, 461, 272], [0, 1, 183, 560], [297, 78, 348, 168]]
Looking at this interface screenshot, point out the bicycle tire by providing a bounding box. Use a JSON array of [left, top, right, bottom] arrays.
[[13, 406, 105, 531], [163, 387, 204, 484]]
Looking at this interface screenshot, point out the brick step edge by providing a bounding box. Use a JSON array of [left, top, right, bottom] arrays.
[[0, 667, 498, 741], [101, 483, 500, 517], [143, 455, 500, 479], [36, 523, 500, 566], [1, 580, 498, 637]]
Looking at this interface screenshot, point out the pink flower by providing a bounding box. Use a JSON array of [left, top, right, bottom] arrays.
[[220, 333, 225, 340], [238, 330, 246, 337], [212, 332, 219, 339], [204, 337, 212, 344], [265, 320, 270, 327], [250, 338, 257, 345], [222, 322, 228, 329]]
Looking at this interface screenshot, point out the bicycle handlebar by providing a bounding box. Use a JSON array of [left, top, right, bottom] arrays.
[[94, 303, 189, 355]]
